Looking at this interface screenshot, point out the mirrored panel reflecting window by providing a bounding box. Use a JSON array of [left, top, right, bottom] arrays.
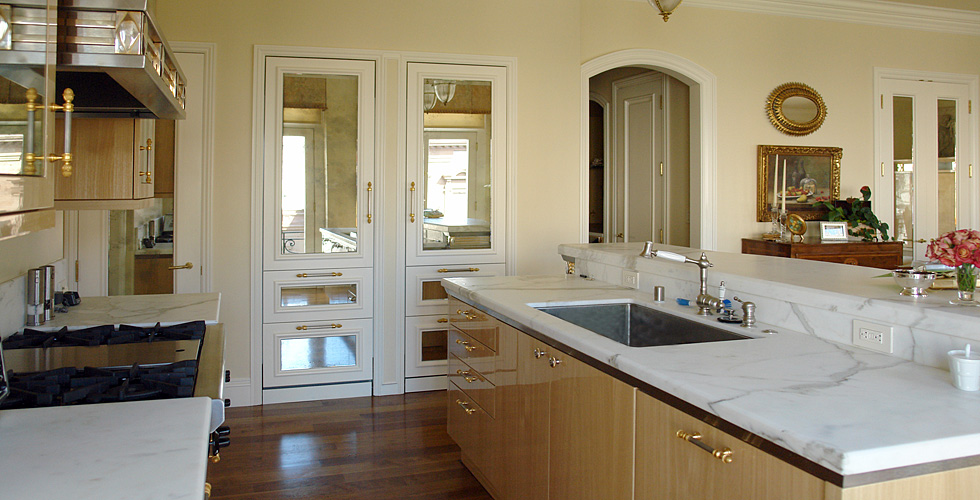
[[892, 95, 913, 252], [420, 279, 448, 301], [280, 73, 359, 255], [0, 73, 45, 176], [280, 283, 357, 308], [937, 98, 957, 234], [421, 78, 492, 251], [280, 335, 357, 371]]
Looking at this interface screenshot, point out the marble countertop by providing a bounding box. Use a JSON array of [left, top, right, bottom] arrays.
[[443, 274, 980, 479], [0, 397, 211, 500], [37, 292, 221, 330]]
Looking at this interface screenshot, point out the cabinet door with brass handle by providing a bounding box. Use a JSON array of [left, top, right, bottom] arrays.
[[635, 391, 825, 500]]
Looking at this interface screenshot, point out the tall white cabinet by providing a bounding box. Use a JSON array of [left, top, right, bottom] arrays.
[[402, 63, 509, 392], [255, 50, 512, 403]]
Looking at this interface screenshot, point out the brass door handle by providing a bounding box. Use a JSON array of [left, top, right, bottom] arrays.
[[455, 339, 477, 352], [455, 399, 477, 415], [409, 181, 416, 223], [676, 430, 734, 464], [296, 324, 342, 331], [366, 181, 373, 224], [49, 88, 74, 177], [296, 272, 343, 278], [168, 262, 193, 270], [901, 239, 928, 244]]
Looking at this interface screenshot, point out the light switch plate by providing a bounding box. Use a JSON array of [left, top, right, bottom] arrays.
[[623, 270, 639, 289], [852, 319, 893, 354]]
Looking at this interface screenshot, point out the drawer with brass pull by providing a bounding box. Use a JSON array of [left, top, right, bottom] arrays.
[[448, 297, 497, 350], [447, 382, 492, 473], [449, 329, 496, 382], [407, 264, 505, 316], [448, 354, 495, 417]]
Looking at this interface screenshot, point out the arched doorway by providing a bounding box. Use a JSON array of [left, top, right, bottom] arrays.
[[580, 49, 717, 249]]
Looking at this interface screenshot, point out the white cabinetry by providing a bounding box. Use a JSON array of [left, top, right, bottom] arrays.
[[403, 63, 509, 391], [260, 56, 376, 401]]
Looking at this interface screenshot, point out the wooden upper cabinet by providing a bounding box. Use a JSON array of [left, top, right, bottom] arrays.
[[635, 391, 826, 500], [153, 119, 175, 198], [54, 117, 156, 209]]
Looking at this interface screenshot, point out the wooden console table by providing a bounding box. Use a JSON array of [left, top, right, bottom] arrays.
[[741, 237, 904, 269]]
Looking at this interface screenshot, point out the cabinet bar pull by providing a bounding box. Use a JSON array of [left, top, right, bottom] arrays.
[[49, 88, 74, 177], [409, 181, 416, 223], [676, 430, 734, 463], [455, 339, 477, 352], [456, 309, 477, 320], [366, 181, 373, 224], [295, 272, 343, 278], [437, 317, 449, 323], [296, 324, 342, 331], [455, 399, 477, 415], [437, 267, 480, 273], [168, 262, 193, 270]]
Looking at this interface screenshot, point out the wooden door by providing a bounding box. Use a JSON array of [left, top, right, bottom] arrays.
[[635, 391, 825, 500], [549, 352, 635, 500]]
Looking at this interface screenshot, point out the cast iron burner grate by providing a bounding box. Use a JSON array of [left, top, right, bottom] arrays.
[[0, 360, 198, 410], [2, 321, 206, 349]]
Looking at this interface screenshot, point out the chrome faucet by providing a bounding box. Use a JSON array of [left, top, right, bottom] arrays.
[[639, 242, 722, 316]]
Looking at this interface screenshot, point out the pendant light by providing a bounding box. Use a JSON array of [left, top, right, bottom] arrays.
[[423, 82, 436, 111], [649, 0, 682, 22], [433, 80, 456, 104]]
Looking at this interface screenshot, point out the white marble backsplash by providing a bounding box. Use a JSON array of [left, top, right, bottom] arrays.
[[561, 243, 980, 371]]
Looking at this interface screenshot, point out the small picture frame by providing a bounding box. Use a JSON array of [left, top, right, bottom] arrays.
[[820, 221, 848, 241]]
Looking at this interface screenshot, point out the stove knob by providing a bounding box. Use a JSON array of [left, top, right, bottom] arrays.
[[217, 436, 230, 448], [217, 426, 230, 437]]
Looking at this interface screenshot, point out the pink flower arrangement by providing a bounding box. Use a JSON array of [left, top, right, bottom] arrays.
[[926, 229, 980, 267]]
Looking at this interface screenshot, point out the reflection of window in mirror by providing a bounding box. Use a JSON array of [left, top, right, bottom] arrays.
[[279, 73, 360, 256], [421, 78, 493, 250]]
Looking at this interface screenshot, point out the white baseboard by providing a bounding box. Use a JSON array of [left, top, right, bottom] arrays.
[[405, 376, 448, 393], [223, 378, 254, 407], [262, 381, 373, 404]]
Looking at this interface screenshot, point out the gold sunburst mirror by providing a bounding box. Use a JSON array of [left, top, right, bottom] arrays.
[[766, 82, 827, 136]]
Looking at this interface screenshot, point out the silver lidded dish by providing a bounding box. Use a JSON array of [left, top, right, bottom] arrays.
[[893, 268, 937, 297]]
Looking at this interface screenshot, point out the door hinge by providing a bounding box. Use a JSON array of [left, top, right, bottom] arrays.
[[74, 260, 79, 282], [659, 228, 664, 244], [659, 162, 664, 176], [659, 95, 663, 110]]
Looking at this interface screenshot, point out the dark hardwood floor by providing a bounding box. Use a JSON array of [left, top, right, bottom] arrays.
[[207, 390, 493, 500]]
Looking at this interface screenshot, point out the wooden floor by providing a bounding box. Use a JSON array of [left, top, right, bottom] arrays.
[[207, 390, 493, 500]]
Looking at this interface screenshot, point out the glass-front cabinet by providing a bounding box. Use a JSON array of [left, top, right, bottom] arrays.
[[261, 56, 376, 397], [0, 0, 56, 241], [405, 63, 507, 266]]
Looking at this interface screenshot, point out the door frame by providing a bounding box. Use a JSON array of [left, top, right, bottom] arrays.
[[588, 91, 611, 243], [873, 68, 980, 251], [581, 49, 718, 250]]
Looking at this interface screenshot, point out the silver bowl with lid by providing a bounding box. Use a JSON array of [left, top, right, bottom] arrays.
[[893, 268, 937, 297]]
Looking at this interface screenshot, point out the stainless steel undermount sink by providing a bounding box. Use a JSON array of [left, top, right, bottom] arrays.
[[534, 302, 751, 347]]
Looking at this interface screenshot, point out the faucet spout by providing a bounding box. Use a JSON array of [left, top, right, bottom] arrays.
[[644, 247, 719, 316]]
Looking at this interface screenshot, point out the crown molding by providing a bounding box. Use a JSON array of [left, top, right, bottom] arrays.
[[666, 0, 980, 36]]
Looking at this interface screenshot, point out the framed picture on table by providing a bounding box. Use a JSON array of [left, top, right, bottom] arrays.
[[819, 221, 849, 241], [756, 145, 842, 222]]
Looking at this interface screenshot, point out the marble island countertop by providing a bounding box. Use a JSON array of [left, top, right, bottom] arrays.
[[442, 274, 980, 481], [0, 397, 211, 500], [36, 292, 221, 330]]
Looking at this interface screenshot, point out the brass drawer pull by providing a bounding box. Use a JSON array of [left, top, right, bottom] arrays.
[[437, 267, 480, 273], [295, 272, 343, 278], [455, 369, 479, 383], [676, 430, 734, 464], [548, 357, 562, 368], [437, 317, 449, 323], [296, 324, 343, 331], [533, 348, 547, 359], [455, 339, 477, 352], [455, 399, 477, 415], [456, 309, 478, 320]]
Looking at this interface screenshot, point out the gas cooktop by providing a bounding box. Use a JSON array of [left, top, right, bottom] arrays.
[[1, 321, 206, 349]]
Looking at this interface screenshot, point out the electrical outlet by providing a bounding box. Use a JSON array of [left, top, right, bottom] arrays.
[[852, 319, 893, 354], [623, 270, 639, 289]]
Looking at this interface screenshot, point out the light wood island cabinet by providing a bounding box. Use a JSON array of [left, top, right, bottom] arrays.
[[54, 117, 155, 209], [448, 295, 980, 500]]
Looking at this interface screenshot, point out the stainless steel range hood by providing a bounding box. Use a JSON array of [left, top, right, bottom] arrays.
[[56, 0, 185, 119]]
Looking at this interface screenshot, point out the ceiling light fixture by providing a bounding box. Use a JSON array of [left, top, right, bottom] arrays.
[[423, 82, 436, 111], [433, 80, 456, 104], [649, 0, 682, 22]]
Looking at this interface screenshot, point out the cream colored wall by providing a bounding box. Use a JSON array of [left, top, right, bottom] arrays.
[[580, 0, 980, 252], [153, 0, 582, 384]]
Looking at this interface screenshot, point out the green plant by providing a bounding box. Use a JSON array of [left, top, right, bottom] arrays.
[[814, 186, 890, 242]]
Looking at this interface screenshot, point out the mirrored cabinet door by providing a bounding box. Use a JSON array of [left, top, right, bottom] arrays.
[[263, 56, 375, 270], [406, 63, 507, 266]]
